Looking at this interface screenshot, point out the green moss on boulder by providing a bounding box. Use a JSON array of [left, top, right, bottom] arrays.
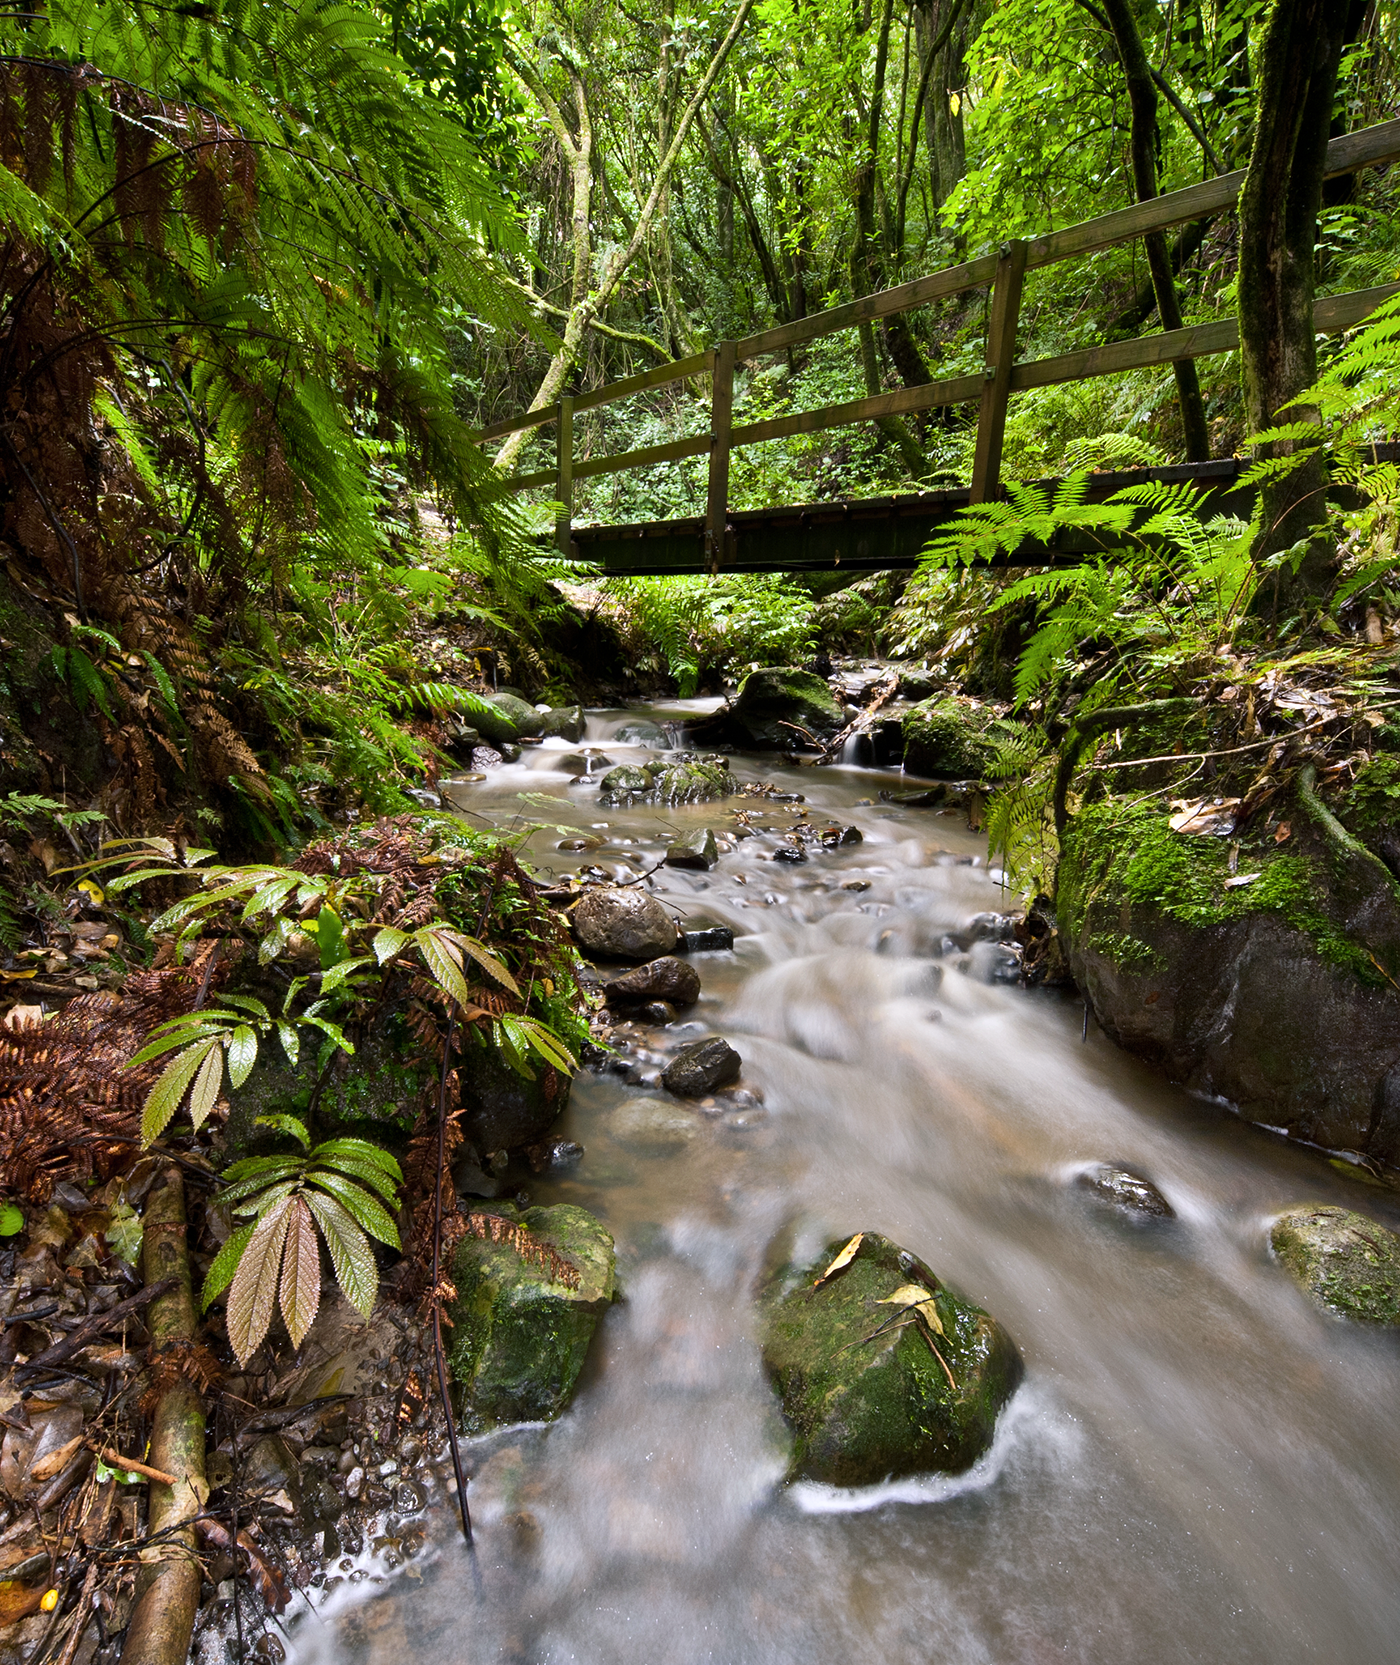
[[758, 1231, 1021, 1487], [1270, 1205, 1400, 1324], [448, 1202, 616, 1433], [900, 697, 1005, 779], [728, 667, 843, 749]]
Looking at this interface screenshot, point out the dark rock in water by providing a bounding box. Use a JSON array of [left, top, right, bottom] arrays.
[[604, 955, 701, 1009], [773, 844, 807, 864], [688, 667, 844, 751], [666, 827, 719, 869], [599, 763, 654, 796], [1075, 1163, 1173, 1218], [679, 925, 735, 953], [901, 696, 1012, 778], [662, 1036, 741, 1096], [498, 741, 522, 763], [1057, 788, 1400, 1164], [820, 824, 863, 847], [1270, 1205, 1400, 1324], [525, 1139, 584, 1175], [758, 1230, 1022, 1487], [537, 704, 586, 743], [487, 691, 547, 738], [639, 1001, 677, 1024], [472, 704, 522, 745], [615, 719, 670, 747], [453, 1148, 510, 1198], [897, 667, 940, 701], [448, 1202, 616, 1432], [556, 752, 610, 775], [843, 879, 871, 893], [572, 889, 679, 961], [243, 1435, 303, 1519], [458, 1041, 571, 1154]]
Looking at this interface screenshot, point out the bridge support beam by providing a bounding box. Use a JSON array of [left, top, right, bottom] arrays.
[[970, 239, 1028, 503], [555, 394, 574, 557], [706, 339, 736, 575]]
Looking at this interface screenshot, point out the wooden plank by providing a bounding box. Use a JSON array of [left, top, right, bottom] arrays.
[[555, 395, 574, 556], [504, 468, 555, 492], [970, 240, 1028, 502], [706, 340, 737, 575], [477, 402, 559, 442], [571, 351, 712, 414], [1026, 119, 1400, 272], [1009, 282, 1398, 393], [735, 255, 999, 360], [730, 373, 983, 448], [572, 434, 711, 479]]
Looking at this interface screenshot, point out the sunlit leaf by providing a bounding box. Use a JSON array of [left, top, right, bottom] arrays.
[[201, 1222, 255, 1310], [187, 1039, 226, 1130], [227, 1024, 258, 1088], [304, 1190, 377, 1317], [307, 1169, 400, 1248], [141, 1038, 218, 1145], [813, 1232, 863, 1287], [254, 1114, 311, 1150], [371, 926, 409, 965]]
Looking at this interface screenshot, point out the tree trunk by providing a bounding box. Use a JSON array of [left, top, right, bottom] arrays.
[[1238, 0, 1355, 603], [912, 0, 976, 211], [1098, 0, 1211, 463], [121, 1168, 207, 1665]]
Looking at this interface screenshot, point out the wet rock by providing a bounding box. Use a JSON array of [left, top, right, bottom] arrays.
[[666, 828, 719, 870], [759, 1231, 1022, 1487], [652, 761, 732, 805], [243, 1435, 303, 1517], [897, 667, 939, 701], [486, 692, 547, 739], [900, 696, 1010, 778], [471, 703, 521, 746], [696, 667, 844, 750], [599, 764, 654, 796], [448, 1202, 616, 1432], [1075, 1164, 1173, 1218], [608, 1097, 699, 1154], [614, 720, 669, 747], [344, 1465, 365, 1500], [679, 925, 735, 953], [772, 845, 807, 864], [1270, 1205, 1400, 1324], [662, 1036, 741, 1096], [525, 1139, 584, 1175], [471, 745, 504, 770], [639, 1001, 677, 1024], [603, 956, 701, 1010], [458, 1041, 571, 1154], [537, 705, 586, 743], [572, 889, 678, 961]]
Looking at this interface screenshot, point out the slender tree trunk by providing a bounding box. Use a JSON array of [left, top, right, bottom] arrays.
[[912, 0, 975, 211], [1098, 0, 1210, 462], [1239, 0, 1357, 604]]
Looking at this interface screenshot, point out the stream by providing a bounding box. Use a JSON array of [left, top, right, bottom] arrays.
[[291, 702, 1400, 1665]]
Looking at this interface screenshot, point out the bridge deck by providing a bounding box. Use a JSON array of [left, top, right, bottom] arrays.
[[564, 458, 1255, 576]]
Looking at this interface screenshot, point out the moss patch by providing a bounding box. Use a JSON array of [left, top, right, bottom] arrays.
[[1059, 799, 1377, 983], [758, 1231, 1021, 1487], [900, 696, 1022, 779], [1270, 1205, 1400, 1325]]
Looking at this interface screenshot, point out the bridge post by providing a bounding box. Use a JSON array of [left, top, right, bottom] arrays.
[[706, 340, 736, 576], [970, 239, 1028, 504], [555, 395, 574, 557]]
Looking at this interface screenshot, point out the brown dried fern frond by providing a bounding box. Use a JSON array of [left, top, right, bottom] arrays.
[[461, 1211, 581, 1291]]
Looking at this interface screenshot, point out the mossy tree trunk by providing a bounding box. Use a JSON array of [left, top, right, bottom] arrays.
[[1238, 0, 1366, 607]]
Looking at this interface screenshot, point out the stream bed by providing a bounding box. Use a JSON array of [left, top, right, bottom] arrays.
[[291, 702, 1400, 1665]]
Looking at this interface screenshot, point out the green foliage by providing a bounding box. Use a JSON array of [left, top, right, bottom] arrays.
[[602, 575, 817, 692], [203, 1118, 403, 1364]]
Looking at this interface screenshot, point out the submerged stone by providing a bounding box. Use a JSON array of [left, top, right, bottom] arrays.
[[759, 1231, 1022, 1487], [1270, 1204, 1400, 1324], [599, 764, 654, 796], [608, 1096, 699, 1154], [448, 1203, 616, 1432], [679, 924, 735, 953], [666, 827, 719, 869]]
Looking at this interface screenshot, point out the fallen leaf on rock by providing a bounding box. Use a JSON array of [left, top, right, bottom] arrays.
[[1223, 872, 1261, 889], [1275, 821, 1292, 843], [877, 1284, 945, 1336], [1169, 797, 1241, 836], [812, 1233, 863, 1288]]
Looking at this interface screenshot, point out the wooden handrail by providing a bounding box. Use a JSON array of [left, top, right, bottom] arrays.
[[484, 119, 1400, 542]]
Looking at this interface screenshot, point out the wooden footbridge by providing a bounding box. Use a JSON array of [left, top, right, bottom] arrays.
[[477, 122, 1400, 577]]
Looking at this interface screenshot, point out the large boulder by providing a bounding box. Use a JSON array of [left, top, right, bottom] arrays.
[[758, 1231, 1021, 1486], [690, 668, 843, 751], [458, 1039, 571, 1154], [900, 696, 1006, 778], [487, 692, 546, 738], [448, 1203, 616, 1432], [1057, 791, 1400, 1164], [599, 764, 654, 798], [603, 956, 701, 1009], [537, 704, 586, 743], [652, 760, 732, 805], [1270, 1205, 1400, 1324], [572, 889, 678, 961]]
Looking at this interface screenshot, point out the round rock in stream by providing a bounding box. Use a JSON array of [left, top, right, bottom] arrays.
[[1270, 1204, 1400, 1324], [604, 955, 701, 1009], [572, 889, 679, 961], [1075, 1163, 1173, 1218], [758, 1232, 1022, 1487], [662, 1036, 741, 1096]]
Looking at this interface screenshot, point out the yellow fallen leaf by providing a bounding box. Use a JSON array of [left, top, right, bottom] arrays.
[[0, 969, 36, 981], [878, 1283, 945, 1336], [813, 1232, 863, 1287], [75, 878, 104, 905]]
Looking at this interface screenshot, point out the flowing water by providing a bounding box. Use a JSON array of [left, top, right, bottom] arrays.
[[294, 703, 1400, 1665]]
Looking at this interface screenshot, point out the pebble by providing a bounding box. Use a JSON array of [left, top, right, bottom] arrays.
[[344, 1466, 365, 1499]]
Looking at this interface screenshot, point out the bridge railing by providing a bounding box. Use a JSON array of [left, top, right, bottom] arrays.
[[474, 120, 1400, 568]]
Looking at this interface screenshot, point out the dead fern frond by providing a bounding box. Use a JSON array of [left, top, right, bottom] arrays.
[[461, 1211, 581, 1290]]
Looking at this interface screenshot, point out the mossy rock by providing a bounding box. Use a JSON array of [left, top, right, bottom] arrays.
[[1270, 1205, 1400, 1324], [727, 667, 844, 749], [758, 1231, 1021, 1487], [448, 1202, 616, 1433], [1056, 793, 1400, 1161], [652, 760, 732, 805], [900, 696, 1005, 778]]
